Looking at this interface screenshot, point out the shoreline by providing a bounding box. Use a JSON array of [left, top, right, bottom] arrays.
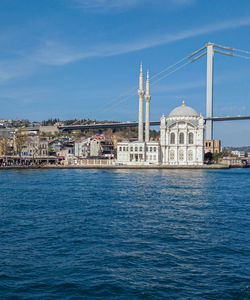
[[0, 164, 232, 170]]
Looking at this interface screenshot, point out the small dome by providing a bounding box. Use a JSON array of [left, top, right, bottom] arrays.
[[169, 101, 198, 117]]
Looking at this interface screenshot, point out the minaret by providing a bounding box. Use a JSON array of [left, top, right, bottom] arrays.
[[145, 69, 151, 143], [138, 62, 144, 142]]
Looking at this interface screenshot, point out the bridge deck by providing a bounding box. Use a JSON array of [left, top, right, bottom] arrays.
[[59, 115, 250, 131]]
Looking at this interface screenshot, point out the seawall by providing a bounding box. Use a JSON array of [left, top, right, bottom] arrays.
[[0, 164, 230, 170]]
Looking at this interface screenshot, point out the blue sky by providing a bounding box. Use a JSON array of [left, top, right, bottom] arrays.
[[0, 0, 250, 146]]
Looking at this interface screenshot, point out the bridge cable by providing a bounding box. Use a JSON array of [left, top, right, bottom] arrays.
[[100, 59, 197, 114], [214, 44, 250, 55], [87, 45, 208, 118], [88, 54, 192, 118]]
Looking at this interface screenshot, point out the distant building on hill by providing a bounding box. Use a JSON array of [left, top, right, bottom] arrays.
[[231, 150, 245, 158]]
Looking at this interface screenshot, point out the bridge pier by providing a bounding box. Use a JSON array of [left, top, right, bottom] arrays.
[[206, 43, 214, 140]]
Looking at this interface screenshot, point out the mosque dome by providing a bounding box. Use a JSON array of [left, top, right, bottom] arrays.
[[169, 101, 198, 117]]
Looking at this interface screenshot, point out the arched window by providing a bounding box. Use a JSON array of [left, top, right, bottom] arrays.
[[179, 149, 184, 161], [188, 132, 194, 144], [170, 133, 175, 144], [188, 150, 193, 161], [170, 150, 175, 160], [179, 132, 184, 144]]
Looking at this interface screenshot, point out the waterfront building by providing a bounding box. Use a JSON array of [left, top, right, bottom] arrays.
[[117, 141, 160, 164], [117, 66, 160, 165], [204, 139, 221, 154], [90, 136, 114, 158], [18, 136, 49, 157], [90, 136, 105, 157], [117, 65, 205, 166], [0, 137, 14, 156], [75, 138, 90, 158], [160, 101, 204, 165], [231, 150, 246, 158], [49, 138, 63, 154]]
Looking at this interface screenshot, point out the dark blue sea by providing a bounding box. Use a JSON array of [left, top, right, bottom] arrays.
[[0, 168, 249, 299]]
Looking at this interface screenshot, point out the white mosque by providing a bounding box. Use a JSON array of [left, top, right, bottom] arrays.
[[117, 64, 205, 166]]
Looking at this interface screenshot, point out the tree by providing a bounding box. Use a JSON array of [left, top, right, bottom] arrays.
[[0, 137, 8, 156], [14, 134, 28, 157], [212, 152, 224, 163]]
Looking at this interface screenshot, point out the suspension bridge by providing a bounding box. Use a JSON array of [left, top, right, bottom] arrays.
[[60, 42, 250, 135]]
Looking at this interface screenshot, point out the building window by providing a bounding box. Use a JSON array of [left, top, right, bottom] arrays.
[[170, 133, 175, 144], [150, 147, 152, 152], [130, 147, 133, 151], [119, 146, 122, 151], [154, 155, 156, 160], [179, 133, 184, 144], [135, 147, 138, 151], [153, 147, 156, 152], [150, 155, 152, 160], [187, 150, 193, 161], [139, 147, 142, 151], [146, 146, 148, 151], [123, 147, 126, 151], [170, 150, 175, 160], [188, 132, 194, 144], [179, 149, 184, 161]]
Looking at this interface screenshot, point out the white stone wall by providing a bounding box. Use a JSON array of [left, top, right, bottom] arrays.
[[117, 141, 160, 165], [160, 116, 204, 165]]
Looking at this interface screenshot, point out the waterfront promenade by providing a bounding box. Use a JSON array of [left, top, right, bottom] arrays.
[[0, 164, 230, 170]]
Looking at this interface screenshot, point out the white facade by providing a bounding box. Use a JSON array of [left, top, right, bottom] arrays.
[[160, 102, 204, 166], [75, 139, 90, 158], [117, 141, 160, 165], [116, 64, 204, 166]]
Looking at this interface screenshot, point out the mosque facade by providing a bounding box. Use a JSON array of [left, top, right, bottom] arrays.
[[117, 65, 204, 166]]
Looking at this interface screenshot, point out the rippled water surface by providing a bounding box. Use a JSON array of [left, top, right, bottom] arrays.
[[0, 168, 249, 299]]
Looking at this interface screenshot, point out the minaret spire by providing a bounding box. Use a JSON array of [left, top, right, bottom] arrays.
[[145, 69, 151, 143], [138, 62, 144, 143]]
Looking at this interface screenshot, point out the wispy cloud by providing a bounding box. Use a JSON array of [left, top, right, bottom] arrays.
[[72, 0, 195, 13], [0, 15, 250, 82], [152, 69, 250, 94], [32, 16, 250, 66]]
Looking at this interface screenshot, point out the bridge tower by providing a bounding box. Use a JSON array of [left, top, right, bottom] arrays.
[[138, 62, 145, 142], [206, 42, 214, 140], [145, 70, 151, 143]]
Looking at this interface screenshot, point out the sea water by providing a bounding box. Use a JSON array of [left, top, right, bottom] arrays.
[[0, 169, 249, 299]]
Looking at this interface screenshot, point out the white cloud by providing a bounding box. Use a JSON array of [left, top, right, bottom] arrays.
[[73, 0, 195, 12], [0, 15, 250, 82], [31, 16, 250, 66]]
